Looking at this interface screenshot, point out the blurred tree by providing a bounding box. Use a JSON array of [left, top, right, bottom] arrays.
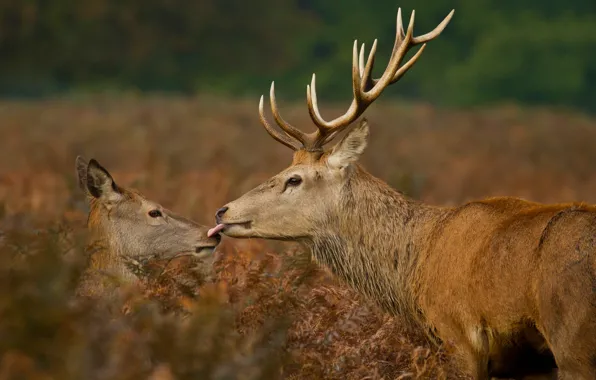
[[0, 0, 594, 112]]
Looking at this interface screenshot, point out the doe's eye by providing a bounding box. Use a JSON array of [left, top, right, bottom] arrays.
[[148, 209, 162, 218], [285, 176, 303, 189]]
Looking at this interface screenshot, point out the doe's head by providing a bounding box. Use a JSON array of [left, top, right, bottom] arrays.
[[76, 156, 220, 261]]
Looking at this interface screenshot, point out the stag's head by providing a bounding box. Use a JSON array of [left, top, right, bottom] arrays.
[[210, 9, 454, 240], [76, 156, 220, 261]]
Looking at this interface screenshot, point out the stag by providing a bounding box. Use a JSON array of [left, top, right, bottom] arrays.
[[209, 8, 596, 380], [75, 156, 220, 298]]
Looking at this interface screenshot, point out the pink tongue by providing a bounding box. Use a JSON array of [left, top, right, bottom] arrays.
[[208, 224, 225, 237]]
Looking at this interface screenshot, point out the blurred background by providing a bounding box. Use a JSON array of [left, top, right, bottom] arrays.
[[0, 1, 595, 379], [1, 0, 595, 110]]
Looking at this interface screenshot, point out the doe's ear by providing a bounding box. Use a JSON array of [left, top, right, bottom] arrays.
[[327, 118, 370, 169], [85, 159, 122, 202], [75, 155, 89, 193]]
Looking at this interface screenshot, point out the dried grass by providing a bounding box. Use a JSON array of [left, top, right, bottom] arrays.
[[1, 96, 595, 379]]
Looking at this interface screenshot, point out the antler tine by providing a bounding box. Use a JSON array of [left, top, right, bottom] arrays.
[[305, 37, 367, 132], [351, 41, 364, 108], [396, 8, 405, 42], [307, 71, 360, 128], [412, 9, 455, 44], [358, 43, 366, 78], [364, 9, 416, 101], [387, 8, 406, 67], [269, 82, 309, 145], [368, 7, 405, 93], [389, 43, 427, 84], [361, 39, 378, 92], [379, 9, 455, 86], [258, 96, 300, 151]]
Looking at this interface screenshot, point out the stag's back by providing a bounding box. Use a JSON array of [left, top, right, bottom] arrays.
[[418, 198, 596, 355]]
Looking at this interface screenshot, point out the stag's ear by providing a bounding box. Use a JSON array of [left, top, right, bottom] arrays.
[[327, 118, 370, 169], [85, 159, 122, 203]]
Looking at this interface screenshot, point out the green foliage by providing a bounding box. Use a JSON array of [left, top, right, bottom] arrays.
[[444, 11, 596, 109], [0, 0, 595, 110]]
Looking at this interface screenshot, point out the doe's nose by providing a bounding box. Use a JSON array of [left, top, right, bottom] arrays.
[[215, 206, 228, 223]]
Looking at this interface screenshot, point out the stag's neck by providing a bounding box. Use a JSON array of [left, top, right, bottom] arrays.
[[307, 166, 448, 329]]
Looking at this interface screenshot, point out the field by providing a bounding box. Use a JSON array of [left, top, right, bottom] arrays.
[[1, 95, 596, 379]]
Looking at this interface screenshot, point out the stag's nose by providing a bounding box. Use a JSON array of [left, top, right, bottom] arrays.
[[215, 206, 228, 224]]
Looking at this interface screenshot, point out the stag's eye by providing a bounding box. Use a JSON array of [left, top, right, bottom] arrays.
[[284, 176, 303, 190], [148, 209, 162, 218]]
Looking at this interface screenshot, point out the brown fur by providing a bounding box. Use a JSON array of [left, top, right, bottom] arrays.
[[78, 189, 139, 298], [217, 121, 596, 380]]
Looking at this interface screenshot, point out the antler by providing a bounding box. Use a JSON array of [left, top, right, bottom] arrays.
[[260, 8, 455, 151]]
